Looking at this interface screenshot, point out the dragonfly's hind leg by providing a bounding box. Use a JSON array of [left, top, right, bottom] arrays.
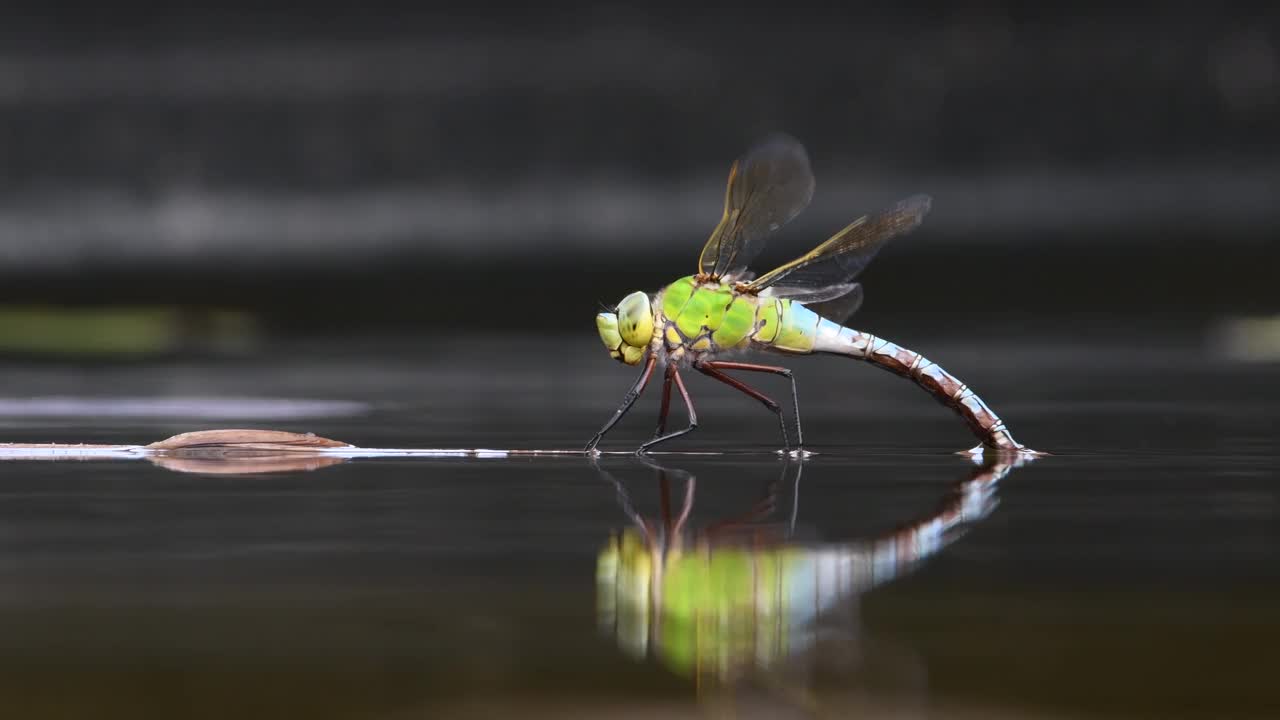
[[696, 360, 801, 453], [637, 365, 698, 455], [703, 474, 780, 538]]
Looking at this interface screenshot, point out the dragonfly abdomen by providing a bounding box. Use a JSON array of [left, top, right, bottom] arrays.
[[794, 316, 1024, 451]]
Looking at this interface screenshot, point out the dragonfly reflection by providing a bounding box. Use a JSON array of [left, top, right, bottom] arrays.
[[594, 456, 1029, 714]]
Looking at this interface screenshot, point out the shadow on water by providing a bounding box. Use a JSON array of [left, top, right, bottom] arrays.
[[593, 454, 1025, 718]]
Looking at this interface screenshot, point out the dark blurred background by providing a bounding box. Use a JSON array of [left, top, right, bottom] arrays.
[[1, 8, 1278, 719], [0, 3, 1276, 342]]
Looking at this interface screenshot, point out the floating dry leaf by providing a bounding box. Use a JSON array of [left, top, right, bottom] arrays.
[[146, 429, 352, 452], [143, 429, 354, 475]]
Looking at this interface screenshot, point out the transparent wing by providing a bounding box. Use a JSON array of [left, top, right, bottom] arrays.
[[760, 281, 858, 303], [762, 283, 865, 323], [805, 284, 865, 324], [697, 133, 816, 280], [745, 194, 931, 292]]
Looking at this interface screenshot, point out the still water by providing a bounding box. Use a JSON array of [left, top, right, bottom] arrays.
[[0, 328, 1276, 719]]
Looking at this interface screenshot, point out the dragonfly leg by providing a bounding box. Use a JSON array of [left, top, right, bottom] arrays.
[[696, 360, 800, 451], [584, 354, 658, 454], [652, 368, 674, 439], [673, 473, 696, 537], [590, 457, 656, 545], [703, 464, 803, 543], [658, 470, 674, 534], [786, 460, 803, 536], [637, 365, 697, 455], [703, 481, 779, 537], [657, 468, 697, 539], [633, 454, 698, 537]]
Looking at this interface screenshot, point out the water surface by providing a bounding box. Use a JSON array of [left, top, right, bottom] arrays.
[[0, 330, 1276, 718]]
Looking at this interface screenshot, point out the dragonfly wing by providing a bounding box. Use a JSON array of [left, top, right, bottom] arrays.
[[763, 282, 865, 322], [745, 194, 931, 292], [760, 281, 858, 303], [804, 283, 865, 324], [697, 133, 816, 280]]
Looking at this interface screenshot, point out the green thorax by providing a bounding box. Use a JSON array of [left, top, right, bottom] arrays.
[[658, 275, 823, 354]]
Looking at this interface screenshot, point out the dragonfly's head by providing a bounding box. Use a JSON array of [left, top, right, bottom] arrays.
[[596, 290, 653, 365]]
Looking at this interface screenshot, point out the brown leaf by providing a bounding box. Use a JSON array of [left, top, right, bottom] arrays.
[[146, 429, 351, 452]]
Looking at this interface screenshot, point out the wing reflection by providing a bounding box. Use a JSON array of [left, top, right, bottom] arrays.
[[594, 455, 1031, 710]]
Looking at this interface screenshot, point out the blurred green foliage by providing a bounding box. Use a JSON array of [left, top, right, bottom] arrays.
[[0, 306, 256, 356]]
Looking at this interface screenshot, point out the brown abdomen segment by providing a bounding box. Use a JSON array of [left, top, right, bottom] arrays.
[[867, 334, 1023, 451], [810, 324, 1026, 452]]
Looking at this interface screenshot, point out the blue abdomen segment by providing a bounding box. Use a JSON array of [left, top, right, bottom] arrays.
[[766, 300, 849, 354]]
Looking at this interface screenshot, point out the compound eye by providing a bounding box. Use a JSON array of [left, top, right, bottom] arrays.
[[596, 313, 623, 352]]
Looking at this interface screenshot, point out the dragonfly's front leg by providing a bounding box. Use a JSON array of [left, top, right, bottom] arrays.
[[590, 457, 658, 545], [636, 365, 697, 455], [584, 354, 658, 454], [695, 360, 800, 452]]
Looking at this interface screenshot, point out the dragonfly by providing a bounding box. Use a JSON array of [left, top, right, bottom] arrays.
[[588, 133, 1034, 456]]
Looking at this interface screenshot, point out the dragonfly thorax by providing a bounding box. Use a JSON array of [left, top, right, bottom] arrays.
[[657, 276, 774, 357]]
